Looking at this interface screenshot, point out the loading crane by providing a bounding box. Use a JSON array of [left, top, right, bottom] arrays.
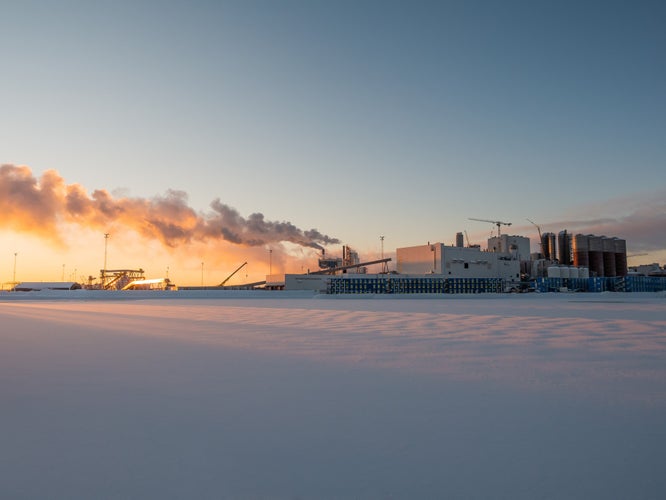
[[218, 261, 248, 287], [468, 218, 512, 237]]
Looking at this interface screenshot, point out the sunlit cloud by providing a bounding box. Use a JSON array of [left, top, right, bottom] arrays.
[[0, 164, 340, 253]]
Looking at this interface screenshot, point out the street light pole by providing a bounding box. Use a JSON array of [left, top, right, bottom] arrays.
[[103, 233, 109, 286], [380, 236, 389, 274], [13, 252, 17, 284]]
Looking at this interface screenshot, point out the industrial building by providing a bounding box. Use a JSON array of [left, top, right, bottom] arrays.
[[396, 243, 521, 282], [487, 234, 531, 260], [6, 222, 663, 295], [280, 226, 664, 294], [280, 238, 523, 293]]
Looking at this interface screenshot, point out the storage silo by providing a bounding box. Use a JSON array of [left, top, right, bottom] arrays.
[[558, 230, 572, 265], [572, 234, 589, 268], [602, 237, 616, 277], [547, 266, 561, 278], [560, 266, 570, 279], [614, 238, 628, 276], [542, 232, 557, 261], [569, 266, 579, 279], [588, 235, 604, 277]]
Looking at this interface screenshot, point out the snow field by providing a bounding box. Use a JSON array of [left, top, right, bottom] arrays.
[[1, 293, 665, 499]]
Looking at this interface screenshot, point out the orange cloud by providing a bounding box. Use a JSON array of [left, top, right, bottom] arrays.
[[0, 164, 340, 251]]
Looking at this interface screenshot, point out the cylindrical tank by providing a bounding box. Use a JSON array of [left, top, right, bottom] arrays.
[[558, 230, 572, 265], [559, 266, 570, 279], [542, 233, 557, 261], [547, 266, 561, 278], [588, 235, 604, 277], [614, 238, 627, 276], [569, 266, 579, 279], [572, 234, 589, 268], [579, 267, 589, 279], [456, 232, 464, 248], [602, 237, 616, 277]]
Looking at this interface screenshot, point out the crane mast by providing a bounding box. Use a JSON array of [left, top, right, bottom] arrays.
[[526, 218, 543, 255]]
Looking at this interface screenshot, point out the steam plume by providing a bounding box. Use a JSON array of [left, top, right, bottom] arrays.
[[0, 164, 340, 249]]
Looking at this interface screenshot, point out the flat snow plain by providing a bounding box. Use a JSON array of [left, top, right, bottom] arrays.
[[1, 290, 665, 499]]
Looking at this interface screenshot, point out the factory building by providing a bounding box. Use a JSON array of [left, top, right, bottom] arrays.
[[396, 243, 521, 282], [274, 220, 636, 293], [281, 240, 521, 292], [487, 234, 531, 261], [630, 263, 666, 277]]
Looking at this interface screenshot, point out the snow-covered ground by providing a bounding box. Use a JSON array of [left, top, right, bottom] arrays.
[[1, 291, 665, 499]]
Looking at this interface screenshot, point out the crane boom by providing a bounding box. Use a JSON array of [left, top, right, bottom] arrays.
[[526, 218, 543, 254], [218, 261, 248, 287], [468, 218, 512, 237]]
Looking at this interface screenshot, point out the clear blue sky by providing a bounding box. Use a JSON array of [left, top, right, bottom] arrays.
[[2, 0, 665, 281]]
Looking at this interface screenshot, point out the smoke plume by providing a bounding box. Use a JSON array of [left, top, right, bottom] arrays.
[[0, 164, 340, 249]]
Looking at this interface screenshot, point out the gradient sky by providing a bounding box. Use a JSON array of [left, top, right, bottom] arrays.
[[2, 0, 665, 285]]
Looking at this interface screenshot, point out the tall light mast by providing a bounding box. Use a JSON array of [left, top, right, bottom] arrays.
[[103, 233, 110, 286]]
